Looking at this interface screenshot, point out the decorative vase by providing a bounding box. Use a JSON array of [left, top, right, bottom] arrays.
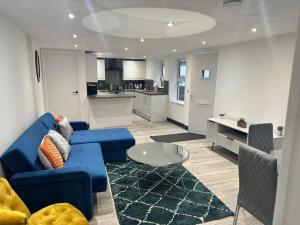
[[237, 120, 247, 128]]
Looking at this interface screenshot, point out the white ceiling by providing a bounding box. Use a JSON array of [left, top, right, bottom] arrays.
[[0, 0, 299, 58], [82, 8, 216, 39]]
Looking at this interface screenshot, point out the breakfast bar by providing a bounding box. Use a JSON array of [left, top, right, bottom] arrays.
[[88, 92, 135, 128]]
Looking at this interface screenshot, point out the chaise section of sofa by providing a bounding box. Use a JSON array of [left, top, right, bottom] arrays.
[[0, 112, 136, 220], [39, 112, 136, 162], [0, 115, 104, 219], [71, 128, 135, 162]]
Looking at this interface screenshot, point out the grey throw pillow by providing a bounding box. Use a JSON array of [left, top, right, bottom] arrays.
[[58, 117, 73, 142], [46, 129, 71, 161]]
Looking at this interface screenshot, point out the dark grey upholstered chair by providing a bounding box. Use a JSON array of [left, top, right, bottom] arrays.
[[233, 145, 278, 225], [247, 123, 274, 154]]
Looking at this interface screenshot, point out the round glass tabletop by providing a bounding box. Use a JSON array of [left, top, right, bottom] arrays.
[[127, 142, 189, 167]]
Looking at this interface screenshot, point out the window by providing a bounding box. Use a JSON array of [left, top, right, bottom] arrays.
[[97, 59, 105, 80], [177, 60, 186, 101]]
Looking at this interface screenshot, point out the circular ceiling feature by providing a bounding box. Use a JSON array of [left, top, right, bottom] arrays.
[[82, 8, 216, 39]]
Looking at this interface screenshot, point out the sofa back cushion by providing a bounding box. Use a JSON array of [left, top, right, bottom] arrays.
[[39, 112, 56, 130], [1, 120, 48, 177]]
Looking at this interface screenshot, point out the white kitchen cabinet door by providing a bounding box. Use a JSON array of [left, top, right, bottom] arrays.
[[143, 94, 151, 116], [85, 54, 98, 82], [134, 92, 143, 112], [123, 60, 146, 80], [97, 59, 105, 80]]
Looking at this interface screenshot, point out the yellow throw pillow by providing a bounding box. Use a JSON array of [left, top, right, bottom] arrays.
[[0, 208, 28, 225]]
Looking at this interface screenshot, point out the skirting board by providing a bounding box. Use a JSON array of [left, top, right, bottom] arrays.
[[89, 116, 133, 129], [167, 117, 188, 130]]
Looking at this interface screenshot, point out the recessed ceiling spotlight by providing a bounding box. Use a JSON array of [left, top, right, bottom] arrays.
[[202, 41, 206, 45], [74, 44, 78, 48], [223, 0, 243, 7], [140, 38, 145, 42], [73, 34, 78, 38], [125, 47, 128, 51], [143, 56, 146, 58], [251, 28, 257, 33], [172, 49, 177, 53], [68, 13, 75, 19], [167, 22, 174, 27]]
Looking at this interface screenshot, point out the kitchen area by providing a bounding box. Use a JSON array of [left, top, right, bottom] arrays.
[[85, 53, 169, 128]]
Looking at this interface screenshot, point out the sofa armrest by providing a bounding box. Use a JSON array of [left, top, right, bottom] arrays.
[[10, 168, 93, 219], [70, 121, 90, 131]]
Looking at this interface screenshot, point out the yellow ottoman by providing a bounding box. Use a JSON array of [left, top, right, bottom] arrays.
[[28, 203, 88, 225], [0, 178, 89, 225]]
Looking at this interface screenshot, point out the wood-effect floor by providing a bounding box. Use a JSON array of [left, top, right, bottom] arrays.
[[90, 115, 263, 225]]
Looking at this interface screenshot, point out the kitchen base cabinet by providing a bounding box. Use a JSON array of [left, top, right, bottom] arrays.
[[133, 93, 168, 122]]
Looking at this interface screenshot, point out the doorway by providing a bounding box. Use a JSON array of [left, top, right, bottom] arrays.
[[41, 49, 81, 120], [188, 54, 218, 135]]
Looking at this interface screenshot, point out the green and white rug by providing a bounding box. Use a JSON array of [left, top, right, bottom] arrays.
[[106, 160, 233, 225]]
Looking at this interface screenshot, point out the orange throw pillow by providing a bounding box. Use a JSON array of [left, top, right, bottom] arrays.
[[38, 137, 64, 169], [55, 115, 64, 124]]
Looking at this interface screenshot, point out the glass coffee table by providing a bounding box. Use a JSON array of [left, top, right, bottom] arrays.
[[127, 142, 189, 194]]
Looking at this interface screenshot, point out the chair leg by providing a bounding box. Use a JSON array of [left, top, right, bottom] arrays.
[[233, 204, 240, 225]]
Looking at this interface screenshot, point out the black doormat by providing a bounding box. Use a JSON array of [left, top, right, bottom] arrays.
[[150, 133, 205, 143], [106, 160, 234, 225]]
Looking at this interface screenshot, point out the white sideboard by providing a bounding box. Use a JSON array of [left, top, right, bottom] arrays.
[[206, 118, 283, 154]]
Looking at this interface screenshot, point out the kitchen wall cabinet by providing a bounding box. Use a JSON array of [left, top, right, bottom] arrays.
[[146, 60, 162, 81], [97, 59, 105, 80], [85, 53, 98, 82], [123, 60, 146, 80]]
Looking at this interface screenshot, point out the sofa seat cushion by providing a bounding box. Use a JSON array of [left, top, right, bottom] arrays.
[[65, 144, 107, 192], [70, 128, 135, 152]]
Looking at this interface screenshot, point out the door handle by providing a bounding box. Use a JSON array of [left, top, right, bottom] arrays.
[[226, 136, 234, 141], [72, 91, 79, 94]]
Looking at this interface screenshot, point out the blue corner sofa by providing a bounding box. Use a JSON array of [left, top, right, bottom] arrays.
[[0, 112, 135, 219]]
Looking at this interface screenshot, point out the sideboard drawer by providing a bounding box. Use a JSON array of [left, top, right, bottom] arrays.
[[216, 132, 240, 154]]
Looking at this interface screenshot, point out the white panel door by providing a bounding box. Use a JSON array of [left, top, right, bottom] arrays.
[[188, 54, 218, 135], [42, 50, 81, 120]]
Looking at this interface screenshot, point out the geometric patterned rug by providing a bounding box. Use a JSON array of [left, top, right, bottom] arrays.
[[106, 160, 234, 225]]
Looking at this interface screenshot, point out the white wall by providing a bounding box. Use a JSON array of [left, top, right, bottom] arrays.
[[214, 34, 296, 129], [27, 37, 45, 115], [0, 13, 38, 176], [274, 17, 300, 225]]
